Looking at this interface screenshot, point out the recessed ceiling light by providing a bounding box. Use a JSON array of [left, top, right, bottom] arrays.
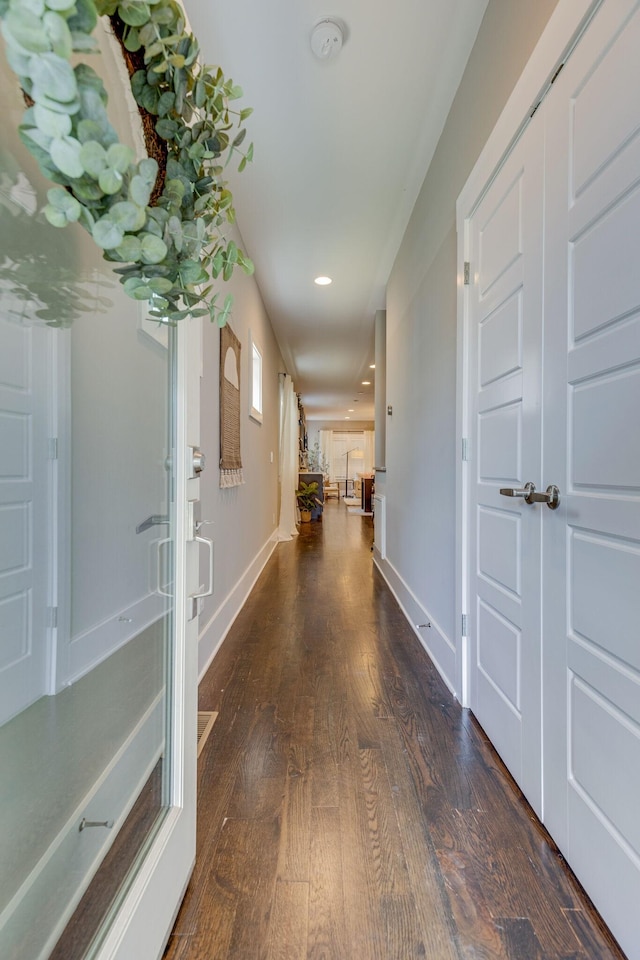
[[348, 408, 354, 412], [314, 276, 332, 286], [361, 380, 371, 385], [344, 416, 351, 420], [369, 364, 375, 369]]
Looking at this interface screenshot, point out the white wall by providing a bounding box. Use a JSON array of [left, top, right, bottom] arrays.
[[197, 231, 286, 676], [376, 0, 560, 693]]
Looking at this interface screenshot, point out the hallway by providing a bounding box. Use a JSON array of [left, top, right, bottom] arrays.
[[163, 501, 625, 960]]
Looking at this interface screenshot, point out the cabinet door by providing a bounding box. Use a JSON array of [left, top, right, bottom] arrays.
[[466, 115, 545, 814], [543, 2, 640, 956]]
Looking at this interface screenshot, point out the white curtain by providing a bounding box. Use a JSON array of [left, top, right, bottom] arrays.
[[362, 429, 375, 474], [277, 375, 299, 541], [319, 429, 332, 477]]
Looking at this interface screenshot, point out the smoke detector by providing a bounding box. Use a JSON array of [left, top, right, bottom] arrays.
[[310, 18, 344, 61]]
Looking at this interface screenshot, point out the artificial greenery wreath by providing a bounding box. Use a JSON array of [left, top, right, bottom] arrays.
[[0, 0, 254, 325]]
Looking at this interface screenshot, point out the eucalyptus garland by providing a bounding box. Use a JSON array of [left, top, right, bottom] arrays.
[[0, 0, 254, 325]]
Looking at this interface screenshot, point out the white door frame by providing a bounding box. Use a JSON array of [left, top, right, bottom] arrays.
[[93, 316, 200, 960], [455, 0, 603, 705]]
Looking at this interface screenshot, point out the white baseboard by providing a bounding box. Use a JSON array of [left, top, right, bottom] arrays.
[[0, 694, 164, 960], [373, 553, 458, 699], [197, 534, 278, 680]]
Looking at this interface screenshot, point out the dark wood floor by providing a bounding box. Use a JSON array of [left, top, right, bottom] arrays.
[[163, 500, 626, 960]]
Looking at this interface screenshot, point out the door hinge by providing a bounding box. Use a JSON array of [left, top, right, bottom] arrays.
[[463, 261, 470, 285], [461, 613, 468, 637], [48, 438, 58, 460], [48, 606, 58, 629], [550, 61, 564, 85], [462, 437, 471, 461]]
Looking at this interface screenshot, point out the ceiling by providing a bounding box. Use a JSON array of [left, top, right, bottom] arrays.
[[186, 1, 488, 420]]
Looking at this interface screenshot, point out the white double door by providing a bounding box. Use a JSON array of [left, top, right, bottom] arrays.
[[466, 2, 640, 956]]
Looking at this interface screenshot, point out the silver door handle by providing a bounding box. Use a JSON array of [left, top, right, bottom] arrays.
[[500, 481, 536, 502], [192, 536, 214, 599], [499, 482, 560, 509], [528, 484, 561, 509]]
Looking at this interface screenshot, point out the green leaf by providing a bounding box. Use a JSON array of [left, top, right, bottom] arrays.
[[75, 120, 100, 144], [43, 11, 72, 59], [72, 179, 105, 201], [79, 140, 107, 177], [128, 174, 152, 207], [178, 259, 206, 284], [70, 30, 99, 53], [93, 217, 124, 249], [123, 26, 142, 52], [4, 44, 32, 77], [138, 157, 159, 184], [22, 0, 46, 14], [33, 103, 72, 138], [211, 249, 223, 277], [148, 277, 173, 295], [155, 118, 178, 140], [194, 77, 206, 109], [167, 215, 183, 251], [30, 52, 78, 103], [123, 276, 150, 298], [50, 135, 84, 177], [98, 167, 124, 194], [218, 293, 233, 326], [46, 185, 81, 215], [106, 142, 135, 173], [3, 9, 50, 54], [43, 206, 68, 227], [240, 255, 254, 276], [140, 233, 168, 264], [118, 0, 151, 27], [162, 177, 184, 207], [138, 82, 159, 114], [130, 69, 147, 100], [239, 107, 253, 122], [67, 0, 98, 34], [232, 127, 246, 148], [115, 234, 142, 261], [110, 200, 146, 231], [157, 90, 176, 117]]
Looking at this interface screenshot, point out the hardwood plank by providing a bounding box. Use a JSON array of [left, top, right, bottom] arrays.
[[308, 806, 347, 960], [265, 881, 309, 960], [278, 743, 311, 882], [380, 723, 461, 960], [497, 917, 545, 959]]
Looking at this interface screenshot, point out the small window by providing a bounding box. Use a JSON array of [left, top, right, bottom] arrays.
[[250, 335, 263, 423]]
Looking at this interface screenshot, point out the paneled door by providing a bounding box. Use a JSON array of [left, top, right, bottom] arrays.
[[466, 116, 545, 816], [464, 1, 640, 956], [542, 2, 640, 956], [0, 315, 52, 725]]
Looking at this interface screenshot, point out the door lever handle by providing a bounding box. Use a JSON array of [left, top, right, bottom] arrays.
[[528, 484, 561, 509], [500, 482, 536, 503], [499, 482, 560, 509]]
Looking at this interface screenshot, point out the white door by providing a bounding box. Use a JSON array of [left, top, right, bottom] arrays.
[[0, 314, 52, 725], [543, 2, 640, 955], [466, 117, 545, 815], [95, 315, 202, 960]]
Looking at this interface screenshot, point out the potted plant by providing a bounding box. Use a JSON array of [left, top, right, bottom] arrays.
[[295, 480, 322, 523]]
